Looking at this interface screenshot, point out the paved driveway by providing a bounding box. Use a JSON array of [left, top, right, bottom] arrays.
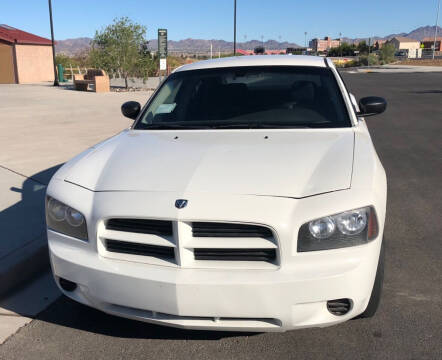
[[0, 73, 441, 360]]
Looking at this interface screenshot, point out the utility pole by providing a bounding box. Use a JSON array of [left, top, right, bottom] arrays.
[[433, 0, 441, 59], [210, 42, 213, 59], [233, 0, 237, 55], [48, 0, 58, 86], [339, 32, 343, 58]]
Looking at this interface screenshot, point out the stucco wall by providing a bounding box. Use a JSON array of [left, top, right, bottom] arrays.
[[15, 44, 54, 83], [0, 42, 15, 84]]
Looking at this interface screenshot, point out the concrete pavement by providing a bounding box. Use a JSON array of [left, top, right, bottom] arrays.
[[0, 83, 152, 297]]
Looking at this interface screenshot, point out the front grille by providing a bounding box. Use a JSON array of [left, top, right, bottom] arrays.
[[105, 239, 174, 260], [106, 218, 173, 236], [192, 222, 273, 238], [100, 219, 279, 268], [194, 248, 276, 262]]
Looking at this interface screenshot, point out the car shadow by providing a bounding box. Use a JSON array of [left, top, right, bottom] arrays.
[[412, 89, 442, 94], [0, 164, 63, 297], [1, 164, 252, 340]]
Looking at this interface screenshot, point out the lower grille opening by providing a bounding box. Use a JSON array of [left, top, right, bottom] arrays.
[[105, 239, 175, 260], [105, 303, 282, 328], [194, 248, 276, 262], [327, 298, 352, 316]]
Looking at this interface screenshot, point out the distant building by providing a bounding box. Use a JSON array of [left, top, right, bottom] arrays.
[[385, 36, 421, 58], [237, 48, 286, 55], [0, 24, 54, 84], [286, 47, 312, 55], [309, 37, 341, 53], [374, 40, 387, 49], [421, 37, 442, 51]]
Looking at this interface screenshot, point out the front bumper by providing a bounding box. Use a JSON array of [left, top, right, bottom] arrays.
[[50, 230, 380, 332], [48, 181, 385, 332]]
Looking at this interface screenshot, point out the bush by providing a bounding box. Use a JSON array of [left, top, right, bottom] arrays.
[[379, 44, 396, 64], [359, 53, 379, 66]]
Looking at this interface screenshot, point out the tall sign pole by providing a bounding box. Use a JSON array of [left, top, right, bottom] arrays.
[[158, 29, 167, 84], [433, 0, 441, 60], [233, 0, 237, 55], [48, 0, 58, 86]]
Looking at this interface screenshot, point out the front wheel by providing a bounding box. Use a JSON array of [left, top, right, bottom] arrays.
[[358, 239, 385, 318]]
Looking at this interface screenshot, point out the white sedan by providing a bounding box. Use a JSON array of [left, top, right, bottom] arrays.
[[46, 55, 387, 332]]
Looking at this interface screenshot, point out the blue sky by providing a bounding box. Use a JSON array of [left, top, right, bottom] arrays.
[[1, 0, 439, 44]]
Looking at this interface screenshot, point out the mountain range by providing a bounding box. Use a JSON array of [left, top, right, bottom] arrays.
[[55, 25, 441, 55]]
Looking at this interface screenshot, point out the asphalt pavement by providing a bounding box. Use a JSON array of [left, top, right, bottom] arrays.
[[0, 72, 441, 360]]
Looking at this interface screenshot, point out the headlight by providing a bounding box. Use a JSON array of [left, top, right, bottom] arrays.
[[46, 196, 88, 241], [298, 206, 378, 252]]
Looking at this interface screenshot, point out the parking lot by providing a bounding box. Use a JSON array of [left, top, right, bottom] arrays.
[[0, 72, 441, 360]]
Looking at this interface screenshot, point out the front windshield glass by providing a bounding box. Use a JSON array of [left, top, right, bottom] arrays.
[[135, 66, 351, 129]]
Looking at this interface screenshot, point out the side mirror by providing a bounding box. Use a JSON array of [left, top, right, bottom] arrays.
[[121, 101, 141, 120], [357, 97, 387, 117]]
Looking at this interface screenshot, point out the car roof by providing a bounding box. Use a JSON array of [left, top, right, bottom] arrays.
[[174, 55, 328, 72]]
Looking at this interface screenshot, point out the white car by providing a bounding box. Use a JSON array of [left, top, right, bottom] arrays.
[[46, 55, 387, 332]]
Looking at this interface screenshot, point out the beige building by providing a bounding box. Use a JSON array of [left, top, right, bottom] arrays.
[[309, 37, 341, 53], [386, 36, 421, 58], [0, 24, 54, 84]]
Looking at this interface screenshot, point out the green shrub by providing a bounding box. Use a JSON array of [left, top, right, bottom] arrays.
[[359, 54, 379, 66], [379, 44, 396, 64]]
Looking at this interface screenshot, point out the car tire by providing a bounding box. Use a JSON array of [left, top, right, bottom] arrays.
[[358, 239, 385, 318]]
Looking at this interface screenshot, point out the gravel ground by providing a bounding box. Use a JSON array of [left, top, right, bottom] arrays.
[[398, 59, 442, 66]]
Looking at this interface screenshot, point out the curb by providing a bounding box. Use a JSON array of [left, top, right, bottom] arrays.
[[0, 234, 50, 300]]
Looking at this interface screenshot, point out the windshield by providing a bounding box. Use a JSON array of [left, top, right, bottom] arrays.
[[135, 66, 351, 129]]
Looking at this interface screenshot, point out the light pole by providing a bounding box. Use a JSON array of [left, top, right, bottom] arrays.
[[48, 0, 58, 86], [233, 0, 237, 55], [304, 32, 307, 48], [433, 0, 441, 60]]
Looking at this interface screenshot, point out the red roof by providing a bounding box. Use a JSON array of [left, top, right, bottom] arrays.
[[0, 24, 53, 45]]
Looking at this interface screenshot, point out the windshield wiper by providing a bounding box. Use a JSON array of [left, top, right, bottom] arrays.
[[143, 123, 211, 130], [211, 122, 319, 129], [210, 122, 255, 129]]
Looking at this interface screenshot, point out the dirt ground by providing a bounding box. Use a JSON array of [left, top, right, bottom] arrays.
[[398, 58, 442, 66]]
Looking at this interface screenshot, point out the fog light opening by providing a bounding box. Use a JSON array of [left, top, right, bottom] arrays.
[[327, 298, 352, 316], [59, 278, 77, 292]]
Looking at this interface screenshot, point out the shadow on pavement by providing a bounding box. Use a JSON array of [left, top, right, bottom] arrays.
[[0, 164, 62, 299], [37, 296, 255, 341], [412, 89, 442, 94], [1, 164, 251, 340]]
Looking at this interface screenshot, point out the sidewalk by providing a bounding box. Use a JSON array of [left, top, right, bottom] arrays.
[[345, 64, 442, 73], [0, 83, 153, 298]]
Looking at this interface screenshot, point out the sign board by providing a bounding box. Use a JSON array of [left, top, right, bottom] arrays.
[[158, 29, 167, 59], [160, 58, 167, 71]]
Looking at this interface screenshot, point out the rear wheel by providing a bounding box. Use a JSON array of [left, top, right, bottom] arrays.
[[358, 239, 385, 318]]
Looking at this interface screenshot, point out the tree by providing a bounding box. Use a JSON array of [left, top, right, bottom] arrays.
[[90, 17, 152, 88], [357, 40, 369, 54], [379, 43, 396, 64], [328, 43, 356, 57]]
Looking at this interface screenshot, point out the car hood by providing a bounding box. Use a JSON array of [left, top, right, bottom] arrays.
[[62, 129, 354, 198]]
